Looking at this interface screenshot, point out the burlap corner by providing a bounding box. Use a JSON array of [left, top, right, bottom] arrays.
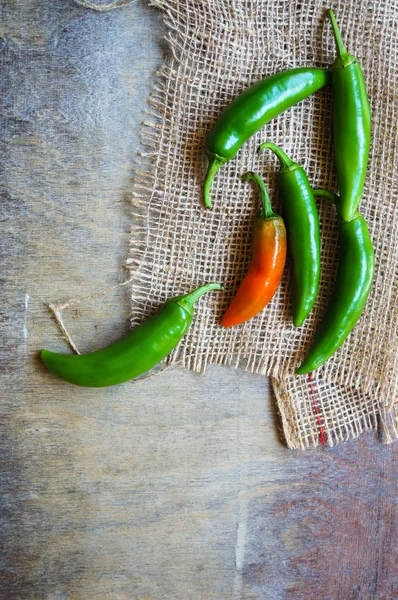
[[128, 0, 398, 448]]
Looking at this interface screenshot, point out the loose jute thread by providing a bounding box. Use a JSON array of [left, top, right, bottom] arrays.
[[46, 279, 133, 354], [74, 0, 137, 12]]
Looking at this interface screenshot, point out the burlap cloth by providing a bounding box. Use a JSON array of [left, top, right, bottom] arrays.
[[127, 0, 398, 448]]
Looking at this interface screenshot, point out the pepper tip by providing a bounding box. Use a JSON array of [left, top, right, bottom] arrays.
[[295, 364, 308, 375], [293, 317, 305, 328], [220, 315, 232, 328]]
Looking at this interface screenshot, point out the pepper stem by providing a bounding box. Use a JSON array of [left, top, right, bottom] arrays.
[[243, 171, 276, 220], [327, 9, 347, 59], [203, 153, 225, 209], [258, 141, 295, 170], [175, 282, 223, 315], [313, 188, 339, 205]]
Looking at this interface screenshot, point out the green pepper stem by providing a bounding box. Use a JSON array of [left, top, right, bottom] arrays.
[[203, 154, 225, 209], [313, 188, 339, 205], [327, 9, 347, 59], [313, 189, 361, 222], [243, 171, 276, 220], [258, 141, 295, 170], [175, 282, 223, 315]]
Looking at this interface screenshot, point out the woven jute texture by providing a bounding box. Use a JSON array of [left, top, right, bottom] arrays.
[[128, 0, 398, 448]]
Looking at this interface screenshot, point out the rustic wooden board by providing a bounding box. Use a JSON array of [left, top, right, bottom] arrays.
[[1, 1, 397, 599]]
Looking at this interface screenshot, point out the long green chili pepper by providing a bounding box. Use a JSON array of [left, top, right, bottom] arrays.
[[296, 190, 374, 374], [40, 283, 222, 387], [258, 142, 320, 327], [327, 9, 371, 222], [203, 67, 330, 209]]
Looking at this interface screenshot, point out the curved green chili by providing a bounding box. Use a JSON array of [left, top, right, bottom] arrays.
[[40, 283, 222, 387], [297, 190, 374, 374], [204, 67, 330, 209], [327, 9, 371, 222], [258, 142, 320, 327]]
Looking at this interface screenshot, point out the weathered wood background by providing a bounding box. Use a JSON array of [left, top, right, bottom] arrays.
[[1, 1, 397, 598]]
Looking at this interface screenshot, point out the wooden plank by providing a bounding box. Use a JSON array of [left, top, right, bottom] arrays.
[[1, 2, 397, 599]]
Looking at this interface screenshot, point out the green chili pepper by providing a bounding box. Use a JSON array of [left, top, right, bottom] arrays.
[[203, 67, 330, 209], [327, 9, 371, 222], [258, 142, 320, 327], [40, 283, 222, 387], [296, 190, 374, 374]]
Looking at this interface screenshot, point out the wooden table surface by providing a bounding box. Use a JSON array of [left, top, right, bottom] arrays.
[[1, 2, 397, 598]]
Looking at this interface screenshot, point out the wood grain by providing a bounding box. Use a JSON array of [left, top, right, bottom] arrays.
[[1, 1, 397, 598]]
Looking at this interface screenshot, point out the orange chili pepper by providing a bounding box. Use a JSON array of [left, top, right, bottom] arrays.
[[221, 172, 287, 328]]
